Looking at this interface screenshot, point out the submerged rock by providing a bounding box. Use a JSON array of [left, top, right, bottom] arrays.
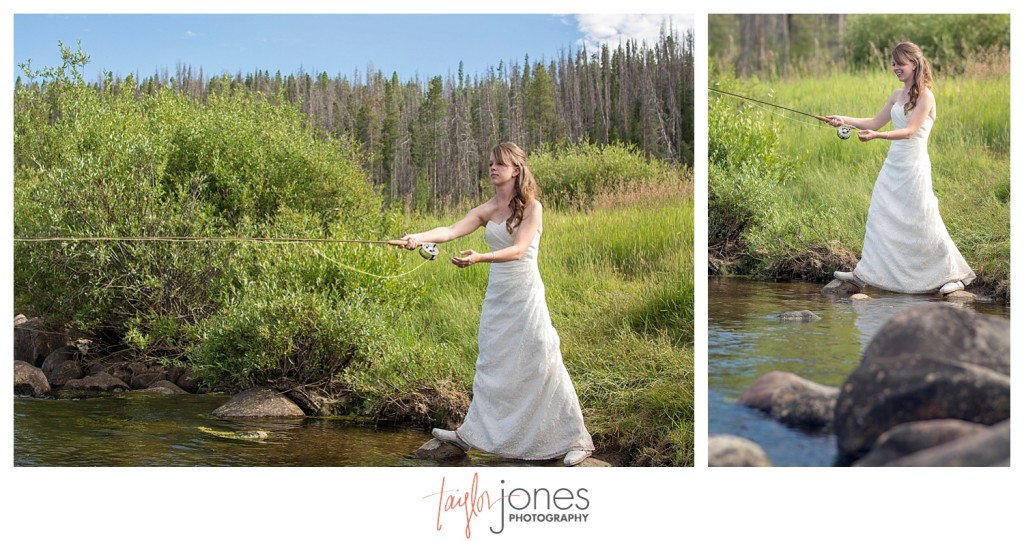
[[212, 387, 305, 417], [850, 293, 872, 301], [708, 435, 772, 467], [777, 310, 821, 322]]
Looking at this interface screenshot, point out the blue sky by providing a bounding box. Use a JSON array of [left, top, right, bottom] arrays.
[[13, 13, 693, 85]]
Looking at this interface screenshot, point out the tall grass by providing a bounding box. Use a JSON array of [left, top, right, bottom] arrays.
[[709, 54, 1010, 299]]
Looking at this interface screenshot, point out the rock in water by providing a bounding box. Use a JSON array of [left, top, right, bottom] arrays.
[[413, 438, 469, 460], [197, 426, 270, 441], [777, 310, 821, 322], [708, 435, 772, 467], [834, 303, 1010, 462], [212, 387, 305, 417]]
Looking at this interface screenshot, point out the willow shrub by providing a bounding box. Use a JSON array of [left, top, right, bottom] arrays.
[[14, 47, 408, 384], [528, 141, 675, 208], [708, 80, 803, 267]]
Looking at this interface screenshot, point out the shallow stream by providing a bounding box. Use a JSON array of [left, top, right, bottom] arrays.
[[14, 392, 544, 467], [708, 277, 1009, 466]]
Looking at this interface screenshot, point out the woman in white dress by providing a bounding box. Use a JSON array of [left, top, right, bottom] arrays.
[[827, 42, 975, 295], [393, 142, 594, 466]]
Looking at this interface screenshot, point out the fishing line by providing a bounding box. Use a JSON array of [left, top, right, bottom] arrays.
[[13, 235, 440, 280], [709, 87, 856, 139]]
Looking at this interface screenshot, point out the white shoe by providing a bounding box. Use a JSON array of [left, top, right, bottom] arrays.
[[563, 450, 591, 466], [431, 428, 470, 451], [939, 281, 965, 295], [834, 270, 865, 287]]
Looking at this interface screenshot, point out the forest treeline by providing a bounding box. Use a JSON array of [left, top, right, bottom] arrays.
[[17, 27, 693, 210], [710, 14, 1010, 77]]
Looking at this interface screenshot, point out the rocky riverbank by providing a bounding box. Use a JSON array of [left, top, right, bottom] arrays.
[[710, 298, 1010, 467], [13, 315, 612, 467]]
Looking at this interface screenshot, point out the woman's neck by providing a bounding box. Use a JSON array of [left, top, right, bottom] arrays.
[[493, 184, 515, 204]]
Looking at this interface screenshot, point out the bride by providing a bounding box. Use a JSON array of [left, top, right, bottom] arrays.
[[827, 41, 975, 295], [393, 142, 594, 466]]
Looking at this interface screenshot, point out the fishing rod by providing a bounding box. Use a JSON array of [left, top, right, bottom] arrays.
[[709, 87, 856, 140], [13, 235, 440, 260]]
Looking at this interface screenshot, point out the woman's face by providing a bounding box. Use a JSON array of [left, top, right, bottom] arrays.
[[892, 56, 916, 84], [489, 157, 519, 186]]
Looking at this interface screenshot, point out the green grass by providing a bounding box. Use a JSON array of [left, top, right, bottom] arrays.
[[710, 60, 1010, 300], [341, 179, 695, 466]]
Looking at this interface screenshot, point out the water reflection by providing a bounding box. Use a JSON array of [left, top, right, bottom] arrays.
[[708, 277, 1008, 466]]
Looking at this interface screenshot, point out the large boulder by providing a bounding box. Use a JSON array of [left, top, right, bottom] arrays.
[[861, 303, 1009, 376], [708, 435, 772, 467], [48, 358, 84, 387], [14, 360, 51, 396], [40, 346, 77, 380], [739, 371, 839, 430], [835, 304, 1010, 462], [212, 388, 305, 418], [13, 317, 66, 367], [853, 419, 991, 467]]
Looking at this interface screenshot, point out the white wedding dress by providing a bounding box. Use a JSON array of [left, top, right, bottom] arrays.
[[456, 221, 594, 460], [853, 103, 975, 293]]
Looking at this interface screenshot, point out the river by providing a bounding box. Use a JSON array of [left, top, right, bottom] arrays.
[[707, 277, 1009, 466], [14, 392, 541, 467]]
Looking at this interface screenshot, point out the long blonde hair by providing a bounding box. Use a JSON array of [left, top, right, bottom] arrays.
[[490, 142, 538, 235], [892, 41, 933, 115]]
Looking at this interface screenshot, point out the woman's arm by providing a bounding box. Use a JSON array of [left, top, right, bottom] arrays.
[[451, 200, 543, 267], [825, 89, 898, 131], [858, 90, 934, 142], [393, 204, 488, 248]]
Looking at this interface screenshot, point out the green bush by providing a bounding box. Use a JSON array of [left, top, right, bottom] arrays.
[[528, 141, 673, 208], [14, 44, 406, 372], [188, 287, 385, 389], [843, 14, 1010, 72]]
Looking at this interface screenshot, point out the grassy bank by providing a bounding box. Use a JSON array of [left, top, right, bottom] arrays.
[[340, 179, 695, 467], [709, 54, 1010, 301]]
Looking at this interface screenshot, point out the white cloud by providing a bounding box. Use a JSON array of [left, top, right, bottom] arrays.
[[574, 14, 692, 52]]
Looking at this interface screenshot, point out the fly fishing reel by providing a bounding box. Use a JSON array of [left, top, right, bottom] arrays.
[[837, 124, 855, 140], [419, 243, 439, 260]]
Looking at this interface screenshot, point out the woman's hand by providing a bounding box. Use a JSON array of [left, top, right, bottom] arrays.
[[451, 250, 482, 268], [858, 129, 880, 142], [824, 115, 845, 127], [390, 235, 420, 251]]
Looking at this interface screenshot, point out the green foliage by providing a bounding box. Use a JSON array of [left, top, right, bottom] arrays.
[[708, 78, 804, 268], [14, 45, 404, 369], [528, 142, 675, 208], [843, 14, 1010, 72], [188, 288, 383, 388]]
